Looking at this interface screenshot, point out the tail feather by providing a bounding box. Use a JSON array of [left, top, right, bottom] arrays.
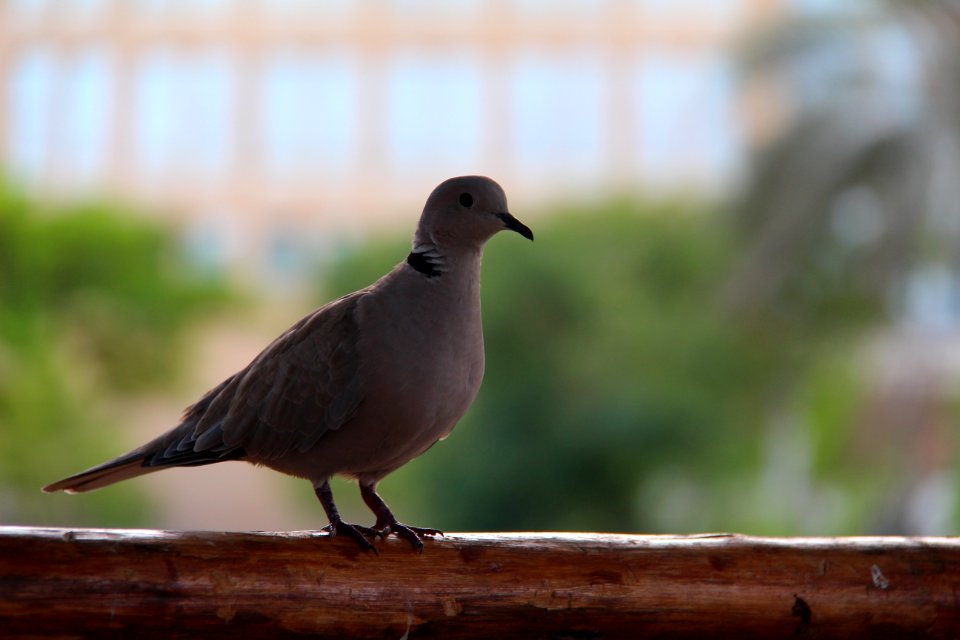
[[42, 452, 158, 494], [43, 419, 247, 494]]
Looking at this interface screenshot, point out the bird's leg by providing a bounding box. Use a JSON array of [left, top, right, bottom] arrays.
[[359, 482, 443, 552], [313, 479, 378, 553]]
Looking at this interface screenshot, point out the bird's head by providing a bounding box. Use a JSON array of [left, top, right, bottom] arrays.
[[415, 176, 533, 250]]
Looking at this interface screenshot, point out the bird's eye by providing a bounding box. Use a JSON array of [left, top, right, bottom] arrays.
[[458, 193, 474, 208]]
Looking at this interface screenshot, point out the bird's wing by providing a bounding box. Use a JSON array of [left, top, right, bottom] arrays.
[[149, 291, 367, 465]]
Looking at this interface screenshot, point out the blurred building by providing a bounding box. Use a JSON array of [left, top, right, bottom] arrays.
[[1, 0, 785, 276]]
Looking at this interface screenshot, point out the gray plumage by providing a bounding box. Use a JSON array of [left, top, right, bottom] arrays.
[[43, 175, 533, 551]]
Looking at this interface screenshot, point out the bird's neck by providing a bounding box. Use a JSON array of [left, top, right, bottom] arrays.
[[406, 239, 482, 281], [407, 239, 447, 279]]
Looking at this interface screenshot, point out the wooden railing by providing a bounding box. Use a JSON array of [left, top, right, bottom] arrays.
[[2, 526, 958, 638]]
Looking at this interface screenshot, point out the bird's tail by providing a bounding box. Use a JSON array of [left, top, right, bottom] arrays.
[[42, 450, 159, 494], [43, 417, 246, 494]]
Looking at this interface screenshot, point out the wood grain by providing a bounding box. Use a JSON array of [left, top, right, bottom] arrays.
[[2, 527, 958, 638]]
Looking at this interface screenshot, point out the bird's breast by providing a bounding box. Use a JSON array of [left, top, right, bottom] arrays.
[[355, 274, 485, 432]]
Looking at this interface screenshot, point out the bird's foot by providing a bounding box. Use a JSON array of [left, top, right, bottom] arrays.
[[322, 519, 380, 554], [376, 521, 444, 552]]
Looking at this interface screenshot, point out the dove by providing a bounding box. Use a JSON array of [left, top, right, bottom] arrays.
[[43, 175, 533, 552]]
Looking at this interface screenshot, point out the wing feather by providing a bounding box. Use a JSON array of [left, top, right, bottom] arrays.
[[164, 291, 366, 463], [45, 290, 368, 491], [216, 291, 365, 458]]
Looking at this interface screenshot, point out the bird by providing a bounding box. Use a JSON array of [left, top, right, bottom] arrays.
[[43, 175, 533, 552]]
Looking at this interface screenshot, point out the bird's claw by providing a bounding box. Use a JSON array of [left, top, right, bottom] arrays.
[[377, 521, 444, 552], [322, 516, 442, 553], [323, 520, 379, 554]]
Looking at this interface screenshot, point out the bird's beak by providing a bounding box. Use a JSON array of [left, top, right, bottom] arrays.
[[496, 212, 534, 241]]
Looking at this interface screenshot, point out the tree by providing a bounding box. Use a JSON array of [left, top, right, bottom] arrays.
[[0, 180, 235, 526]]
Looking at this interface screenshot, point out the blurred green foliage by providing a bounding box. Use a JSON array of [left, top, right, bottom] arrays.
[[321, 199, 888, 535], [0, 180, 235, 525]]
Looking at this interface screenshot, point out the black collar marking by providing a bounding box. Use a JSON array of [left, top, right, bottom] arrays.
[[406, 251, 443, 278]]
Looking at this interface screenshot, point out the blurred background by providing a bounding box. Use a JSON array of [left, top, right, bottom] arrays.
[[2, 0, 959, 536]]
